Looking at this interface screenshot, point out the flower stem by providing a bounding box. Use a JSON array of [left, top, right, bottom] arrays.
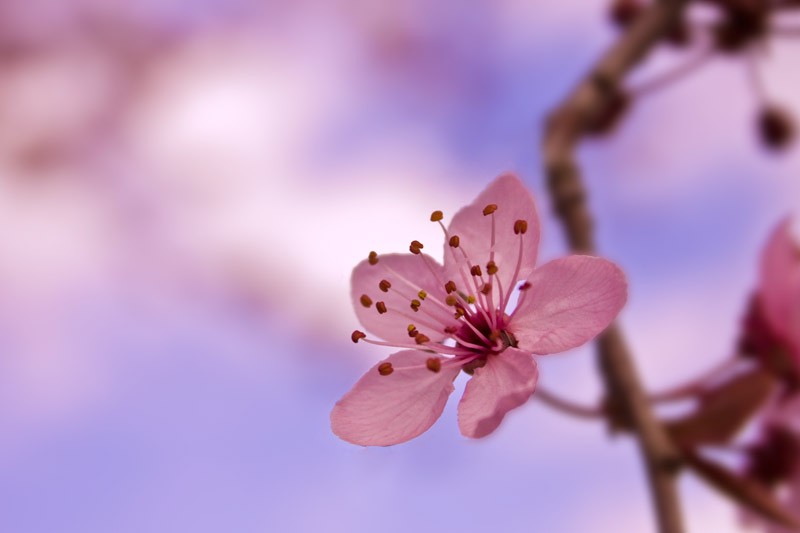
[[534, 385, 606, 420], [648, 356, 743, 403]]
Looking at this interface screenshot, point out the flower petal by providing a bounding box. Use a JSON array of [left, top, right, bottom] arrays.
[[457, 348, 538, 439], [444, 173, 540, 298], [351, 253, 453, 344], [331, 350, 460, 446], [759, 218, 800, 355], [510, 256, 627, 355]]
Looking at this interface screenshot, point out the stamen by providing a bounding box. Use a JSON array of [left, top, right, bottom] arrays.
[[418, 290, 427, 300], [486, 261, 498, 275], [514, 219, 528, 235], [449, 235, 460, 248], [376, 301, 388, 314], [415, 333, 431, 344], [410, 299, 421, 312], [430, 210, 444, 222], [360, 294, 373, 308], [408, 326, 419, 337], [368, 251, 379, 265], [445, 295, 459, 306], [481, 283, 492, 295], [470, 265, 482, 277], [520, 281, 531, 290], [482, 204, 498, 216], [426, 358, 442, 373], [444, 326, 458, 335], [502, 232, 528, 314], [378, 362, 394, 376], [467, 295, 476, 304], [444, 280, 457, 294], [379, 279, 391, 292], [351, 330, 366, 343], [409, 240, 424, 254]]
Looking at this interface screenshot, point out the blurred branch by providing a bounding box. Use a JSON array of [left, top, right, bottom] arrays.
[[541, 1, 690, 533]]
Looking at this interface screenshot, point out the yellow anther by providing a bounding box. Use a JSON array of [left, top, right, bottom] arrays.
[[486, 261, 498, 275], [445, 295, 458, 306], [418, 290, 427, 300], [467, 295, 476, 304]]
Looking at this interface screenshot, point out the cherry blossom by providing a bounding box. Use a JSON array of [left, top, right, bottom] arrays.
[[331, 173, 628, 446]]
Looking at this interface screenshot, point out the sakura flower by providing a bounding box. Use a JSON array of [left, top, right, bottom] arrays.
[[739, 218, 800, 387], [331, 173, 627, 446]]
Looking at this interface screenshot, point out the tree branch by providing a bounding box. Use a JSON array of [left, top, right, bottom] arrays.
[[542, 1, 691, 532]]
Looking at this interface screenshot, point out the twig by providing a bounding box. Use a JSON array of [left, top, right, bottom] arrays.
[[534, 385, 606, 420], [541, 1, 691, 532]]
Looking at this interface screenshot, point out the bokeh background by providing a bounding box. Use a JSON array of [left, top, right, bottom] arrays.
[[0, 1, 798, 532]]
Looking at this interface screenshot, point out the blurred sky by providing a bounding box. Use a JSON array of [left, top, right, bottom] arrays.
[[0, 1, 799, 532]]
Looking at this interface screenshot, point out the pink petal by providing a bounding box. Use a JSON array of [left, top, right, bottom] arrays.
[[759, 218, 800, 355], [509, 256, 627, 355], [457, 348, 538, 439], [444, 173, 540, 297], [331, 350, 460, 446], [351, 253, 452, 344]]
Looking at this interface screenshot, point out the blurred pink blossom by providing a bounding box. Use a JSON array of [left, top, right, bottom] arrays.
[[331, 174, 627, 446]]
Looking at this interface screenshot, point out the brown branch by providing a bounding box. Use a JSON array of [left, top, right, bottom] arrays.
[[542, 1, 691, 533]]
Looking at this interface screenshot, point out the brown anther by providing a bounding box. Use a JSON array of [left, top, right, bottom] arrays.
[[444, 280, 457, 294], [758, 106, 795, 151], [360, 294, 373, 308], [409, 240, 424, 254], [368, 251, 379, 265], [482, 204, 498, 216], [351, 330, 367, 343], [378, 362, 394, 376], [449, 235, 460, 248], [445, 294, 458, 306], [376, 301, 388, 314], [470, 265, 482, 277], [514, 219, 528, 235], [408, 327, 419, 338], [489, 331, 501, 342], [426, 358, 442, 373], [519, 281, 531, 291], [418, 290, 427, 300], [444, 326, 458, 334], [480, 283, 492, 295], [486, 261, 498, 275], [379, 279, 391, 292], [410, 299, 421, 312], [430, 210, 444, 222], [454, 307, 466, 319], [415, 333, 430, 345]]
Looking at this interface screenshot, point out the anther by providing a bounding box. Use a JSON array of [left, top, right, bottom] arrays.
[[445, 295, 458, 306], [486, 261, 498, 275], [489, 331, 501, 342], [410, 299, 421, 312], [467, 295, 476, 304], [418, 290, 427, 300], [426, 358, 442, 373], [409, 240, 424, 254], [430, 210, 444, 222], [376, 301, 388, 314], [480, 283, 492, 295], [483, 204, 498, 216], [444, 326, 458, 334], [379, 279, 391, 292], [449, 235, 460, 248], [514, 219, 528, 235], [368, 251, 379, 265], [444, 280, 457, 294], [454, 307, 466, 319], [408, 326, 419, 337], [519, 281, 531, 291], [360, 294, 373, 308], [378, 362, 394, 376], [415, 333, 430, 345], [470, 265, 482, 277], [351, 330, 366, 343]]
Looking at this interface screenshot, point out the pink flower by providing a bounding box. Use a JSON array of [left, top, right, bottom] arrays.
[[740, 219, 800, 385], [330, 174, 628, 446]]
